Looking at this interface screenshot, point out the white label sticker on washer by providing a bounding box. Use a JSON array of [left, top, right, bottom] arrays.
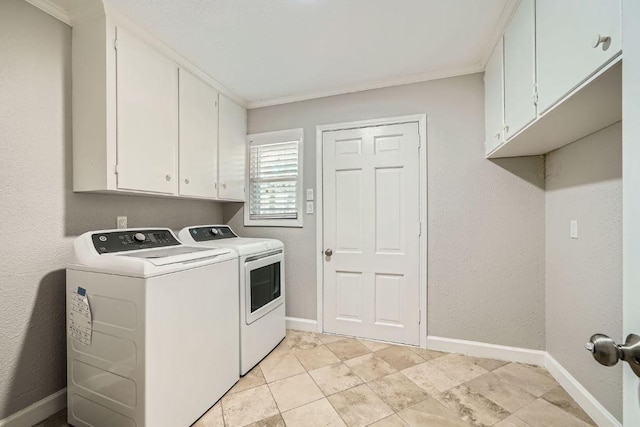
[[68, 287, 92, 346]]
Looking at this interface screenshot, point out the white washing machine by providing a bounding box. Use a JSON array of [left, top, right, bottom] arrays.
[[66, 228, 239, 427], [178, 225, 285, 375]]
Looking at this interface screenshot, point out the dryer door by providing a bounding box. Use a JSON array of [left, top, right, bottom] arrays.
[[244, 251, 284, 325]]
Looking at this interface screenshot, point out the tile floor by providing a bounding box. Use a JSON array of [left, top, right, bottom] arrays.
[[37, 329, 595, 427]]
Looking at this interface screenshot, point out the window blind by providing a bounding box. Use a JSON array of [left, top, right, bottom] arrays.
[[249, 140, 299, 220]]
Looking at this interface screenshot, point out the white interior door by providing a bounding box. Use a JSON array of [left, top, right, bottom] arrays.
[[623, 0, 640, 423], [322, 122, 421, 345]]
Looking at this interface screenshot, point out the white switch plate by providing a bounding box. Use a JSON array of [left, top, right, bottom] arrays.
[[306, 201, 314, 214], [306, 188, 314, 201], [570, 220, 578, 239], [117, 216, 128, 229]]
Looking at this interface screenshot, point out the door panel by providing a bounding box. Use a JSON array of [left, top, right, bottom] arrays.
[[323, 123, 420, 345], [484, 37, 504, 154], [218, 94, 247, 201], [178, 69, 218, 199], [116, 27, 178, 194]]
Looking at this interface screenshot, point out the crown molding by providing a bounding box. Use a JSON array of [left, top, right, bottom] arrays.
[[23, 0, 71, 25], [247, 63, 485, 109], [478, 0, 521, 68]]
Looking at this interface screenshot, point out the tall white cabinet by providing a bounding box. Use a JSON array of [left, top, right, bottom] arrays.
[[536, 0, 621, 113], [72, 14, 247, 201], [484, 37, 504, 154]]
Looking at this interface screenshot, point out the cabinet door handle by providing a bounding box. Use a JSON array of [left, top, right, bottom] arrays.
[[494, 132, 501, 140], [222, 183, 227, 189], [214, 182, 218, 189], [184, 178, 190, 184], [165, 174, 172, 182], [592, 34, 611, 49]]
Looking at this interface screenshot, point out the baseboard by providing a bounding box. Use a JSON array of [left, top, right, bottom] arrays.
[[545, 354, 622, 427], [426, 336, 547, 366], [286, 317, 318, 333], [0, 388, 66, 427]]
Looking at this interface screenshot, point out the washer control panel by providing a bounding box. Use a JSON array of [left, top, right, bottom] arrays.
[[189, 225, 237, 242], [92, 229, 180, 254]]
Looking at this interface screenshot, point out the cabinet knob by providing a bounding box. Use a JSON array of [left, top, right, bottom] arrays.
[[494, 132, 501, 140], [214, 182, 218, 189], [166, 174, 172, 181], [222, 183, 227, 189], [185, 178, 190, 184], [592, 34, 611, 49]]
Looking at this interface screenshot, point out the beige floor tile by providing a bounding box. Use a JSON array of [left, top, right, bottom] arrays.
[[493, 415, 532, 427], [407, 347, 447, 361], [221, 384, 279, 427], [368, 414, 409, 426], [344, 353, 397, 382], [193, 402, 224, 427], [437, 385, 510, 426], [401, 361, 459, 394], [368, 372, 430, 412], [266, 340, 292, 359], [430, 354, 490, 383], [309, 362, 364, 396], [492, 363, 558, 398], [317, 333, 349, 344], [514, 399, 593, 427], [326, 338, 371, 361], [542, 386, 596, 425], [286, 330, 323, 350], [397, 398, 469, 427], [260, 353, 306, 383], [328, 384, 394, 427], [467, 356, 510, 372], [465, 372, 536, 413], [281, 398, 347, 427], [375, 346, 425, 370], [246, 414, 286, 427], [229, 365, 266, 394], [268, 372, 324, 412], [359, 339, 392, 352], [294, 345, 341, 370]]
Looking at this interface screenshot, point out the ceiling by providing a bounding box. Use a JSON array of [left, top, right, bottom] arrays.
[[51, 0, 517, 107]]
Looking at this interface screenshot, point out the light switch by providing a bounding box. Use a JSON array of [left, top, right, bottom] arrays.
[[570, 220, 578, 239], [306, 188, 314, 201], [306, 201, 314, 214]]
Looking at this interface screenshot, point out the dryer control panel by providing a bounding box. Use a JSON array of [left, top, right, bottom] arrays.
[[92, 229, 181, 254], [189, 226, 238, 242]]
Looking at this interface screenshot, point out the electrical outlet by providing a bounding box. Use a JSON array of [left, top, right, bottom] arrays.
[[306, 201, 314, 214], [570, 220, 578, 239], [117, 216, 128, 229], [306, 188, 314, 201]]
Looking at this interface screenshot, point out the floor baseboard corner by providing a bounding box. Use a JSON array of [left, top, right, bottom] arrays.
[[0, 388, 66, 427], [285, 316, 318, 333]]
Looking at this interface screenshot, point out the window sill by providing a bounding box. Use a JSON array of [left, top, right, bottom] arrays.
[[243, 218, 303, 228]]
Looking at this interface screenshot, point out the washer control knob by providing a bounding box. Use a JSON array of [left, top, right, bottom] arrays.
[[133, 232, 146, 243], [211, 228, 220, 235]]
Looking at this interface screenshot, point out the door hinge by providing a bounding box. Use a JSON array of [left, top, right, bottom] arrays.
[[114, 38, 118, 51], [419, 221, 422, 236], [419, 310, 422, 324], [114, 164, 119, 175]]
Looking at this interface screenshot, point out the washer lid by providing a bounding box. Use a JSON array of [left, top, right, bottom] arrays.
[[119, 246, 217, 266]]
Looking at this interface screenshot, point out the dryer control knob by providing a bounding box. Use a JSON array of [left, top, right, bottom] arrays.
[[211, 228, 220, 235], [133, 233, 146, 243]]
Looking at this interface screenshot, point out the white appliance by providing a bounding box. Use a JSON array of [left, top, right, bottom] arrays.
[[178, 225, 285, 375], [66, 228, 239, 427]]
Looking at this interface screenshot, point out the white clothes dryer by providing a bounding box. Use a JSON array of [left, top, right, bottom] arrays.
[[66, 228, 239, 427], [178, 225, 285, 375]]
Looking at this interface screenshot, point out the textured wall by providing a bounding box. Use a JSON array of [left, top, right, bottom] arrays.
[[545, 123, 623, 421], [224, 73, 547, 350], [0, 0, 224, 419]]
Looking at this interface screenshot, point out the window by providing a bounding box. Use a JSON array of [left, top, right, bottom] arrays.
[[245, 128, 304, 227]]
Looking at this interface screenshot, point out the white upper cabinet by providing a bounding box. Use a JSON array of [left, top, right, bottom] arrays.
[[115, 27, 179, 195], [503, 0, 536, 139], [218, 95, 247, 201], [484, 37, 504, 154], [178, 69, 219, 199], [536, 0, 621, 114]]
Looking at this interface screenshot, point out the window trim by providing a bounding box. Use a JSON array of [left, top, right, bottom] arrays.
[[244, 128, 304, 228]]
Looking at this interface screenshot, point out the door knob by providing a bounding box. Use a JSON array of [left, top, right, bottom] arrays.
[[586, 333, 640, 377], [324, 249, 333, 257]]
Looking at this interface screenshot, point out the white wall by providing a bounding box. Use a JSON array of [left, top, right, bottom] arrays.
[[225, 73, 547, 350], [545, 122, 623, 421], [0, 0, 224, 419]]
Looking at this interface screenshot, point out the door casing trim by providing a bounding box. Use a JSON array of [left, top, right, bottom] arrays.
[[315, 114, 428, 348]]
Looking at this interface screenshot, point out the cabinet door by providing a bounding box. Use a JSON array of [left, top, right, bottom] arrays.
[[116, 27, 178, 194], [179, 69, 219, 199], [504, 0, 536, 139], [484, 37, 504, 155], [536, 0, 621, 113], [218, 94, 247, 201]]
